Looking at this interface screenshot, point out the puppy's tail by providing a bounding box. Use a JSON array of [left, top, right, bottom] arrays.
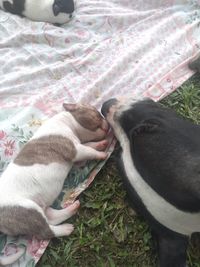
[[0, 246, 25, 266]]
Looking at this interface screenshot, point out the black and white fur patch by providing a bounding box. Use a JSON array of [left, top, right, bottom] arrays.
[[0, 0, 74, 24], [101, 98, 200, 267]]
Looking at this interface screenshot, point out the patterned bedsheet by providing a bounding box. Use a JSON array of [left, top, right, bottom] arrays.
[[0, 0, 199, 266]]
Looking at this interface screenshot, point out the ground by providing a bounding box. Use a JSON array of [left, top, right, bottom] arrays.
[[38, 74, 200, 267]]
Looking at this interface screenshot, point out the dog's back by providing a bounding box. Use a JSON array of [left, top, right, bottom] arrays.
[[102, 97, 200, 267]]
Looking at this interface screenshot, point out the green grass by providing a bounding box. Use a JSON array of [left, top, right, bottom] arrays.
[[38, 74, 200, 267]]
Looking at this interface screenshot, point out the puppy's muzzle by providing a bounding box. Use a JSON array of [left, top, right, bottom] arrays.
[[101, 98, 118, 117]]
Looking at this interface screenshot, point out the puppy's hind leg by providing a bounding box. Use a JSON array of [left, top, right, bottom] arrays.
[[49, 224, 74, 237], [27, 206, 74, 239], [24, 201, 75, 238], [45, 200, 80, 225], [0, 200, 75, 240]]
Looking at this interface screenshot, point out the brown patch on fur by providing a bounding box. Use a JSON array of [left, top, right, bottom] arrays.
[[14, 135, 76, 166], [0, 206, 54, 239], [69, 106, 103, 131]]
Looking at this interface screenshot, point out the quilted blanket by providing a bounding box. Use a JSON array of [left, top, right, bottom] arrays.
[[0, 0, 199, 266]]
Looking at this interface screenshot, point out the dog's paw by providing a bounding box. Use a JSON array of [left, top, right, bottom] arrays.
[[51, 223, 74, 237], [95, 139, 108, 151], [62, 223, 74, 236], [64, 200, 80, 214], [96, 151, 108, 160], [84, 140, 108, 151]]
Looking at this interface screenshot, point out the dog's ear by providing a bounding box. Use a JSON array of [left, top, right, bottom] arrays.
[[53, 3, 60, 16], [63, 103, 77, 111], [129, 118, 161, 138]]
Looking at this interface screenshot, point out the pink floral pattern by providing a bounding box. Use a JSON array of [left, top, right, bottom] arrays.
[[0, 0, 199, 266], [27, 237, 48, 261], [0, 131, 6, 140], [3, 140, 15, 157], [4, 244, 19, 257]]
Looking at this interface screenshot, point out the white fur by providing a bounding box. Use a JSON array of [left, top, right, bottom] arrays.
[[113, 124, 200, 236], [0, 162, 71, 207], [0, 0, 72, 24], [118, 96, 145, 113]]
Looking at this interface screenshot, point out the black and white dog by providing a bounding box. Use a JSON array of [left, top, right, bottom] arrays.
[[101, 97, 200, 267], [0, 0, 74, 24]]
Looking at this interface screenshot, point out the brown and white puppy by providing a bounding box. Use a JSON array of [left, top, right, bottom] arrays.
[[0, 103, 108, 266], [0, 0, 75, 25]]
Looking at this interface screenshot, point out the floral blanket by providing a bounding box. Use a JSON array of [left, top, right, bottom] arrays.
[[0, 0, 199, 266]]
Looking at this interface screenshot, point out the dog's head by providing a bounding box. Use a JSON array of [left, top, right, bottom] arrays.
[[63, 103, 109, 143], [53, 0, 74, 17], [101, 97, 162, 142]]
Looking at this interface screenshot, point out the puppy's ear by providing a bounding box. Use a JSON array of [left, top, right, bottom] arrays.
[[130, 118, 161, 138], [53, 3, 60, 16], [63, 103, 77, 111]]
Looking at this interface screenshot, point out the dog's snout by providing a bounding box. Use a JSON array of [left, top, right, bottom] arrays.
[[101, 98, 117, 117]]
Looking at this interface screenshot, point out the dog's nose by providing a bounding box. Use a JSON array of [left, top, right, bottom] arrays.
[[101, 98, 117, 117]]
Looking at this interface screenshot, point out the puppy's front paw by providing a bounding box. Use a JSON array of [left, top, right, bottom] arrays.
[[95, 140, 108, 151], [64, 200, 80, 214], [84, 140, 108, 151], [96, 151, 108, 160]]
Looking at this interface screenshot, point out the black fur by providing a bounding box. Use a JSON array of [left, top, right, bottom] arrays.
[[3, 0, 25, 16], [119, 100, 200, 212], [102, 99, 200, 267], [53, 0, 74, 16], [2, 0, 74, 22], [155, 232, 188, 267], [116, 149, 189, 267]]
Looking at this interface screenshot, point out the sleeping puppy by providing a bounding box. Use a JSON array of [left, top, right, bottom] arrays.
[[0, 103, 108, 266], [0, 0, 74, 24], [101, 97, 200, 267]]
